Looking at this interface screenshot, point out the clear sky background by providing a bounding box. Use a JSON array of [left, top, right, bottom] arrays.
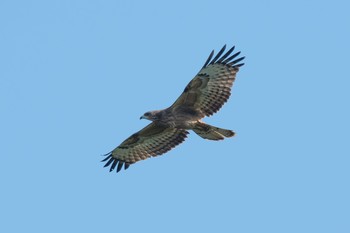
[[1, 0, 349, 232]]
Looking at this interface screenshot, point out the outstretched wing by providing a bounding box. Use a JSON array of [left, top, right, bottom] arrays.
[[102, 122, 189, 173], [170, 45, 245, 118]]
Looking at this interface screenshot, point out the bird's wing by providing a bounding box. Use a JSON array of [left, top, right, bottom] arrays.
[[170, 45, 245, 118], [102, 122, 189, 173]]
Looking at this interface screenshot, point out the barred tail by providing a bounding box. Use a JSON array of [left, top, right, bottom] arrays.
[[192, 122, 235, 141]]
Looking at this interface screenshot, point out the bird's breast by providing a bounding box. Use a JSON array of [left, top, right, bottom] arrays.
[[156, 108, 199, 129]]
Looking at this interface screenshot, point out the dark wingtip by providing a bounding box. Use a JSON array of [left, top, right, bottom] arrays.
[[229, 56, 245, 68], [209, 45, 227, 65], [103, 157, 115, 168], [109, 159, 118, 172], [101, 152, 112, 161], [217, 46, 235, 63], [101, 152, 131, 173], [202, 50, 214, 68], [116, 162, 123, 173], [236, 62, 245, 68], [202, 45, 245, 69]]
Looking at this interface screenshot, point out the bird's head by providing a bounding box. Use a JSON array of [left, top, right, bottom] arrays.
[[140, 111, 160, 121]]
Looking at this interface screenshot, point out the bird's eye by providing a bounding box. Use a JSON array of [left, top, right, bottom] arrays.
[[145, 112, 150, 116]]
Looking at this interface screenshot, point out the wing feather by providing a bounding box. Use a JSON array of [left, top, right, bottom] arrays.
[[202, 50, 214, 68], [209, 44, 226, 65], [170, 45, 244, 118], [102, 122, 189, 172], [217, 46, 235, 63]]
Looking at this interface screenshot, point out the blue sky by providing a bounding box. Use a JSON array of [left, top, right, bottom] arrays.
[[1, 0, 349, 232]]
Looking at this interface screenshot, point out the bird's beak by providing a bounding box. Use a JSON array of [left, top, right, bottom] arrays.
[[140, 115, 145, 120]]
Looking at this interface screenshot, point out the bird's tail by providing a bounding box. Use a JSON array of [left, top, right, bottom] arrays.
[[192, 121, 235, 141]]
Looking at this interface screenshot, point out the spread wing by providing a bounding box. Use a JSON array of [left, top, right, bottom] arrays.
[[102, 122, 189, 173], [170, 45, 245, 118]]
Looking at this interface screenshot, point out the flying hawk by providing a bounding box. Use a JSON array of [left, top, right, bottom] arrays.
[[102, 45, 245, 173]]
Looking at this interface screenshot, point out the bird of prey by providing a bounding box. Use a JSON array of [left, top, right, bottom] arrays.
[[102, 45, 245, 173]]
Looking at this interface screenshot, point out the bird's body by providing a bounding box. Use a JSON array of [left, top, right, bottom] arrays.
[[102, 45, 245, 173], [143, 107, 200, 128]]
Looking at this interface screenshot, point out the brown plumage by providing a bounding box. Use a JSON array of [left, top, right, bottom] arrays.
[[102, 45, 245, 173]]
